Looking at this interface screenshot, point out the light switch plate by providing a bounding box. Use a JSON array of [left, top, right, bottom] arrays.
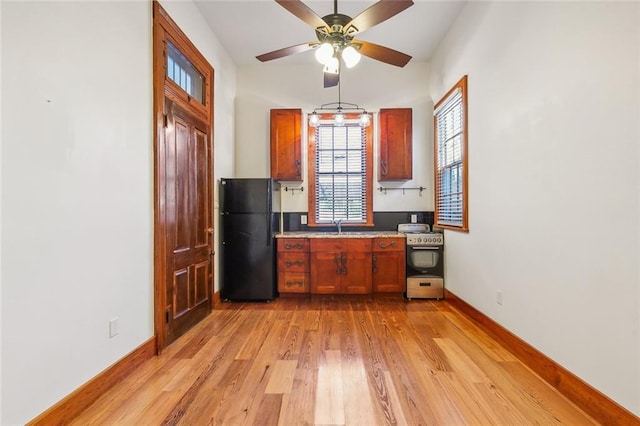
[[410, 214, 417, 223], [301, 214, 307, 225], [109, 317, 120, 338]]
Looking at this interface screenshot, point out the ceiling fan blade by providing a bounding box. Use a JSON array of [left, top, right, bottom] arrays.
[[275, 0, 330, 32], [256, 42, 315, 62], [324, 71, 339, 88], [345, 0, 414, 35], [354, 40, 412, 67]]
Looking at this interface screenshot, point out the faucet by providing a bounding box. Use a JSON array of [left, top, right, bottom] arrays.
[[333, 219, 343, 234]]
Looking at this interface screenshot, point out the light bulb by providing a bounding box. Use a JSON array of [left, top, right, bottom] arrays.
[[334, 111, 345, 126], [323, 56, 339, 74], [359, 112, 371, 127], [309, 112, 320, 127], [342, 45, 361, 68], [315, 43, 334, 65]]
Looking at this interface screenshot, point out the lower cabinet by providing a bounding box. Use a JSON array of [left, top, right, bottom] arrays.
[[310, 238, 373, 294], [278, 236, 405, 295], [372, 237, 406, 293], [277, 238, 310, 294]]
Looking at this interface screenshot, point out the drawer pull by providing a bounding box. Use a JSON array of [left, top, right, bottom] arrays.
[[284, 242, 304, 250], [285, 260, 305, 267], [285, 280, 303, 288], [378, 240, 397, 249]]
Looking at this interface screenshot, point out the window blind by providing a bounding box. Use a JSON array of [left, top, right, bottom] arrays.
[[314, 124, 367, 223], [434, 85, 465, 227]]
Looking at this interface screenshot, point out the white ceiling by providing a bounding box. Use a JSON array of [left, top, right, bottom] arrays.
[[194, 0, 467, 67]]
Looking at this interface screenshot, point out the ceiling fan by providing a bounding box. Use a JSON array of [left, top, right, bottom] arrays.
[[256, 0, 414, 88]]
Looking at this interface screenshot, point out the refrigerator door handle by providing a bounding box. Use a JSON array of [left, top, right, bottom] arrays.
[[266, 214, 272, 247]]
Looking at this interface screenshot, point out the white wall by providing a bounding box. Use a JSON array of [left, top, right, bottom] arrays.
[[429, 1, 640, 415], [0, 1, 236, 423], [236, 61, 434, 214]]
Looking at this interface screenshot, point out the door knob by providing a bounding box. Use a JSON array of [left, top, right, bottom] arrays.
[[207, 227, 214, 234]]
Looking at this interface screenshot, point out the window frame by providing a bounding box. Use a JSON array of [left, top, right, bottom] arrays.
[[433, 75, 469, 232], [307, 113, 373, 227]]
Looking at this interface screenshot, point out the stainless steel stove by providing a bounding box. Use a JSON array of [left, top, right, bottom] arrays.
[[397, 223, 444, 300]]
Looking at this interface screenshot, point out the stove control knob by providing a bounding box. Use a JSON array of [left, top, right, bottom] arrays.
[[417, 238, 422, 243]]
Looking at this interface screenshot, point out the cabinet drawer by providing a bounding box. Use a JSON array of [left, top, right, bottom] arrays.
[[278, 253, 309, 272], [278, 238, 309, 252], [310, 238, 371, 252], [278, 272, 310, 293], [372, 237, 405, 252], [406, 276, 444, 300]]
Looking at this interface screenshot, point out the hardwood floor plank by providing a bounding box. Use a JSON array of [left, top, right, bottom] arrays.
[[66, 297, 602, 425], [434, 337, 489, 384], [265, 360, 298, 394], [314, 349, 345, 425]]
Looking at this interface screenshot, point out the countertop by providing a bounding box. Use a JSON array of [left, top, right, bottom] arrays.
[[275, 231, 405, 239]]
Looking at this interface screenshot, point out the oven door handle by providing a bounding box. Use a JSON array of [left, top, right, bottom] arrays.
[[410, 246, 441, 250]]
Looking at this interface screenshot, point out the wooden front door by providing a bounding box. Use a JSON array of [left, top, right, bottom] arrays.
[[164, 100, 212, 345], [153, 2, 215, 351]]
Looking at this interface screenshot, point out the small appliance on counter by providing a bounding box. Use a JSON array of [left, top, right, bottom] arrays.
[[219, 178, 277, 301], [397, 223, 445, 300]]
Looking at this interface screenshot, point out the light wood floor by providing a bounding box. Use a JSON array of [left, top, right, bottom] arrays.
[[72, 296, 596, 425]]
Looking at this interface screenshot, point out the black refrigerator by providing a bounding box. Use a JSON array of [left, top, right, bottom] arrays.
[[219, 178, 277, 301]]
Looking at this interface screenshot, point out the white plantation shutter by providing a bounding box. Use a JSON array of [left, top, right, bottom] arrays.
[[434, 76, 468, 230], [314, 124, 367, 223]]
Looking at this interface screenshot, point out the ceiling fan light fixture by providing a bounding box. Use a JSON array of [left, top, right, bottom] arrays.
[[323, 56, 340, 75], [342, 45, 361, 68], [315, 43, 334, 65]]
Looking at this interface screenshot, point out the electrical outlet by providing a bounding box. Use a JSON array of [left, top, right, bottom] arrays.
[[109, 317, 120, 338], [301, 214, 307, 225], [410, 214, 417, 223], [496, 291, 503, 306]]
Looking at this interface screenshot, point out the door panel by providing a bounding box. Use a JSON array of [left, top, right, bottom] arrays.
[[165, 100, 212, 345]]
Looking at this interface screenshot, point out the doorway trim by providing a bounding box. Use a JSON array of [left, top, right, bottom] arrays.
[[152, 1, 215, 352]]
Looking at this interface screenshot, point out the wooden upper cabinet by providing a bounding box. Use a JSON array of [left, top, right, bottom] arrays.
[[379, 108, 412, 181], [270, 109, 302, 181]]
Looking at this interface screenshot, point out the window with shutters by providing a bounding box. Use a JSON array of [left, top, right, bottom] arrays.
[[308, 115, 373, 226], [434, 75, 468, 231]]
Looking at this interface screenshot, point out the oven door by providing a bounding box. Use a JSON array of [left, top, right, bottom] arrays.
[[406, 245, 443, 276]]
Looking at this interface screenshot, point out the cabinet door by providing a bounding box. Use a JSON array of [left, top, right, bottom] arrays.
[[270, 109, 302, 181], [342, 251, 372, 294], [310, 251, 341, 294], [372, 251, 405, 293], [379, 108, 412, 181]]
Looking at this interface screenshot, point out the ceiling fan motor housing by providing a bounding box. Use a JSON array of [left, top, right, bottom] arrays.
[[316, 13, 358, 51]]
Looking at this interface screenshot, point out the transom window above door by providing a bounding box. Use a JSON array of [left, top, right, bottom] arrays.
[[166, 40, 204, 104]]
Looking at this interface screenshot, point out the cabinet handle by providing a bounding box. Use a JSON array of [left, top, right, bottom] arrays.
[[285, 280, 303, 288], [285, 260, 304, 267], [380, 159, 388, 176], [335, 254, 342, 274], [372, 254, 377, 273], [378, 240, 397, 249], [295, 159, 301, 176], [284, 242, 304, 250], [341, 254, 347, 275]]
